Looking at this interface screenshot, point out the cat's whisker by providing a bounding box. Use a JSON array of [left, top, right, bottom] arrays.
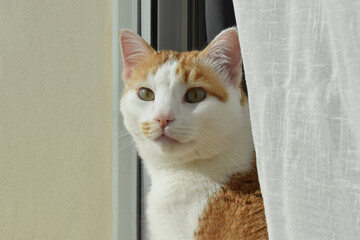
[[118, 132, 137, 153], [198, 133, 236, 163], [118, 140, 136, 153], [199, 129, 233, 149], [118, 131, 132, 139]]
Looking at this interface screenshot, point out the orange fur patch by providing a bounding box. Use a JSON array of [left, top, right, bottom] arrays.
[[123, 51, 174, 95], [195, 162, 268, 240], [141, 121, 155, 137], [177, 59, 229, 102], [124, 50, 229, 102]]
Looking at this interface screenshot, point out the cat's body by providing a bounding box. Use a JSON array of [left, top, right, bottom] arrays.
[[119, 28, 268, 240]]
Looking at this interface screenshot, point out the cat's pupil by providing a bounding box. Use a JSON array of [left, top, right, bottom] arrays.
[[138, 87, 155, 101], [185, 88, 206, 103]]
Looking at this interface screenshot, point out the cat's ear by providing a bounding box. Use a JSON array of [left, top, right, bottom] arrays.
[[200, 27, 242, 87], [119, 30, 155, 84]]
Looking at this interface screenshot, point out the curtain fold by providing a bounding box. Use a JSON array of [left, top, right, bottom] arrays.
[[233, 1, 360, 239]]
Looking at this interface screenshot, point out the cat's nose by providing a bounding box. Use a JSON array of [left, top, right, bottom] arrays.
[[154, 114, 175, 129]]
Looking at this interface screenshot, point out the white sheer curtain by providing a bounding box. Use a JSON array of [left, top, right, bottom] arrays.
[[233, 1, 360, 239]]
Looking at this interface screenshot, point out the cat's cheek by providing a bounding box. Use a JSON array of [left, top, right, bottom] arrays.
[[120, 112, 141, 140]]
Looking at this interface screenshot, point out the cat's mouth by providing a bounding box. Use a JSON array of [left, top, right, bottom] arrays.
[[155, 133, 180, 145]]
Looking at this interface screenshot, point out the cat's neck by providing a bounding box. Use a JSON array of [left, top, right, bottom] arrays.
[[141, 136, 254, 185], [142, 126, 255, 240]]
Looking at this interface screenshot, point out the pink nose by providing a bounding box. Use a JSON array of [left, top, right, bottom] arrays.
[[154, 114, 175, 129]]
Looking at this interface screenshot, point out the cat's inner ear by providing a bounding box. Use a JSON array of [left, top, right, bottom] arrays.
[[200, 27, 242, 87], [119, 30, 155, 84]]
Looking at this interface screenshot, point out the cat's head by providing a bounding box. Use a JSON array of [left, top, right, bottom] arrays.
[[119, 27, 251, 166]]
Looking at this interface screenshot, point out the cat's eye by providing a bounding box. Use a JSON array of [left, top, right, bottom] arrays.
[[138, 87, 155, 101], [184, 87, 206, 103]]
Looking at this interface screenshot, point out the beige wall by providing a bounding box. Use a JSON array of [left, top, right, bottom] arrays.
[[0, 1, 112, 239]]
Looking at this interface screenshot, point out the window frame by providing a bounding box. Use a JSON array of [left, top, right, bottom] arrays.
[[112, 0, 140, 240]]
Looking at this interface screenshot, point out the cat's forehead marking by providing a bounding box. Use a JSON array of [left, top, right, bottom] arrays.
[[176, 60, 229, 102], [149, 50, 229, 102], [123, 51, 176, 93], [153, 60, 179, 88], [126, 50, 229, 102]]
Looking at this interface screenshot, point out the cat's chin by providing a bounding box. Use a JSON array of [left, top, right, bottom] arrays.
[[155, 134, 180, 145], [152, 134, 194, 153]]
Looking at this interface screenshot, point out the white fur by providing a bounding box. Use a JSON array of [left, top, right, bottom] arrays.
[[120, 59, 254, 240]]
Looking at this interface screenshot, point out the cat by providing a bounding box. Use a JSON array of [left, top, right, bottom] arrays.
[[119, 27, 268, 240]]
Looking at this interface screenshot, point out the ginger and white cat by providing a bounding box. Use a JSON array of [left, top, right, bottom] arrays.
[[119, 27, 268, 240]]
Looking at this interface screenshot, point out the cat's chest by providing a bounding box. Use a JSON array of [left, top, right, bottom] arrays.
[[147, 176, 221, 240]]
